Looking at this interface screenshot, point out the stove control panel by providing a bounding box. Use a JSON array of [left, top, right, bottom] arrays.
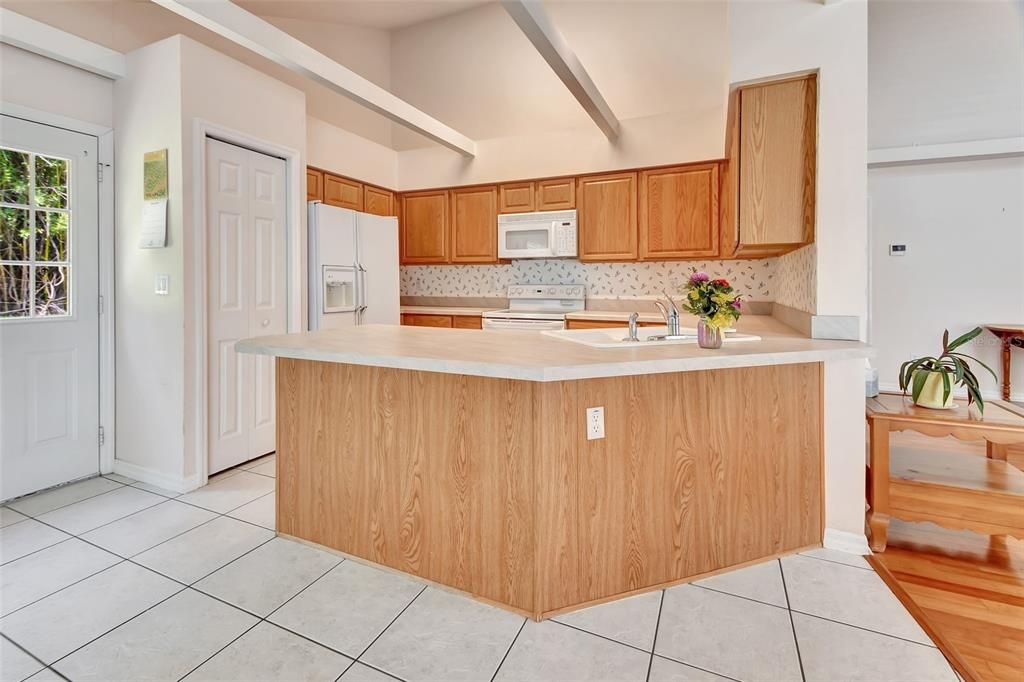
[[506, 284, 585, 301]]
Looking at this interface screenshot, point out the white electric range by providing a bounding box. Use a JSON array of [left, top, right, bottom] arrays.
[[481, 284, 586, 331]]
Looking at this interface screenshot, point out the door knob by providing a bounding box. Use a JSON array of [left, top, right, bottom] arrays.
[[261, 319, 270, 327]]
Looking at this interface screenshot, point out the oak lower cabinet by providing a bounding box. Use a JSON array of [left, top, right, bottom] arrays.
[[400, 190, 449, 264], [364, 185, 395, 217], [566, 319, 661, 330], [306, 168, 323, 202], [640, 164, 720, 259], [324, 173, 363, 211], [577, 172, 638, 261], [401, 313, 452, 328], [450, 186, 498, 263], [721, 74, 817, 257]]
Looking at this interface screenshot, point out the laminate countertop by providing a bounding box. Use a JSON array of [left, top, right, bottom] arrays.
[[238, 319, 871, 382]]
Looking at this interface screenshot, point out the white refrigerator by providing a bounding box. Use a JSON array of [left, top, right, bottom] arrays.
[[308, 201, 400, 330]]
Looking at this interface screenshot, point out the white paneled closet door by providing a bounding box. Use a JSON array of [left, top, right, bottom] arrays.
[[206, 138, 286, 474]]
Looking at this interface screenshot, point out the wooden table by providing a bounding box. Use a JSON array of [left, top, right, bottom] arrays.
[[866, 393, 1024, 551], [985, 324, 1024, 400]]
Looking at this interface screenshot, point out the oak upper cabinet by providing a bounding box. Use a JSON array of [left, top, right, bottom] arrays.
[[400, 190, 449, 264], [324, 173, 364, 211], [364, 185, 395, 217], [639, 163, 720, 260], [307, 168, 323, 202], [450, 185, 498, 263], [536, 178, 575, 211], [498, 182, 535, 214], [577, 172, 638, 261], [722, 74, 817, 257]]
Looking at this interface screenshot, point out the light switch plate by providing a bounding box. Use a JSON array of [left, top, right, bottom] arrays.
[[155, 274, 170, 295], [586, 406, 605, 440]]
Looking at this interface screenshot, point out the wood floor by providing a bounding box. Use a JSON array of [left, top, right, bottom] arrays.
[[871, 432, 1024, 682]]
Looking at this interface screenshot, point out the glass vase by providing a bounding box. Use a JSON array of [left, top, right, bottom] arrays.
[[697, 318, 723, 349]]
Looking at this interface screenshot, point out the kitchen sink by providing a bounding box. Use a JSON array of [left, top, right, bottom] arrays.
[[541, 326, 761, 349]]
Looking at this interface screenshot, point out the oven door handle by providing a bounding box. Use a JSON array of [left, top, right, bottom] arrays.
[[483, 318, 565, 331]]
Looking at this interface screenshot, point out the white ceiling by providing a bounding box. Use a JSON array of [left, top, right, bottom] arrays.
[[235, 0, 489, 31]]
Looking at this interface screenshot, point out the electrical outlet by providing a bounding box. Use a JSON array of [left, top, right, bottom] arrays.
[[586, 406, 605, 440]]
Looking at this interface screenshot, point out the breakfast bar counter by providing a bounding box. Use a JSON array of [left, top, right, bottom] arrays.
[[238, 324, 870, 620]]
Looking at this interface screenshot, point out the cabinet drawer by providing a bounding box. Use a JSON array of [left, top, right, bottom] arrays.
[[402, 314, 453, 328], [452, 315, 483, 329]]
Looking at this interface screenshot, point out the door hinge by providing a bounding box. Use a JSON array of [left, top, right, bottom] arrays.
[[98, 295, 104, 315], [98, 426, 105, 446]]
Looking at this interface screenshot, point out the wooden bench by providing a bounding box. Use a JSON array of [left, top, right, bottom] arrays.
[[866, 393, 1024, 551]]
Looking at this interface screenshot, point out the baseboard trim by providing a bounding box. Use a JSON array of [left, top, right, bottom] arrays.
[[112, 460, 201, 494], [823, 528, 871, 555]]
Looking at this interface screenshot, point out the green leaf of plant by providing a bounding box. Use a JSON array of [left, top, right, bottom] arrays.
[[947, 352, 998, 381], [911, 369, 929, 403], [946, 327, 983, 352], [941, 368, 951, 404]]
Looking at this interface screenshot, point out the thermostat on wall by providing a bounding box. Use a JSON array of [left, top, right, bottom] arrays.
[[889, 244, 907, 256]]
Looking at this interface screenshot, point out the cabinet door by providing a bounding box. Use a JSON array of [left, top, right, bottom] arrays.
[[739, 75, 816, 248], [536, 178, 575, 211], [400, 190, 449, 264], [640, 164, 719, 260], [498, 182, 535, 214], [577, 172, 638, 261], [450, 186, 498, 263], [324, 173, 364, 211], [306, 168, 323, 202], [364, 185, 395, 216], [402, 314, 453, 328]]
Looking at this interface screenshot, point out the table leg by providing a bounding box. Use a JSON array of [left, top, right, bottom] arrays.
[[867, 417, 891, 552], [1001, 336, 1012, 401], [987, 441, 1009, 461]]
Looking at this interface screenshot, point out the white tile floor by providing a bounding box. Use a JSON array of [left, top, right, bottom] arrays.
[[0, 456, 959, 682]]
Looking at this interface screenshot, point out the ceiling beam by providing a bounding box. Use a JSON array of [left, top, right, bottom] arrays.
[[151, 0, 476, 157], [0, 8, 126, 79], [501, 0, 619, 141]]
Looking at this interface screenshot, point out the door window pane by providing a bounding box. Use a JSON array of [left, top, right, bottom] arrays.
[[1, 146, 72, 320], [34, 211, 68, 261], [34, 155, 68, 209], [1, 207, 30, 261], [0, 263, 31, 318], [34, 265, 69, 316], [0, 149, 29, 205]]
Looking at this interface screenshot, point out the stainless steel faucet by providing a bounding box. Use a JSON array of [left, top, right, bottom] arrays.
[[654, 289, 683, 337], [625, 312, 640, 342]]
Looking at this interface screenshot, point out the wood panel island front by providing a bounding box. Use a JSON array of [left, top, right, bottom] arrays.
[[237, 323, 869, 620]]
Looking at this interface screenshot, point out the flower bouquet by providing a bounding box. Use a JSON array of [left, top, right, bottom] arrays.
[[679, 270, 742, 349]]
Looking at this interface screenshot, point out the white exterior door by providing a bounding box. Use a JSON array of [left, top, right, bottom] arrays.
[[1, 116, 100, 501], [206, 138, 286, 474]]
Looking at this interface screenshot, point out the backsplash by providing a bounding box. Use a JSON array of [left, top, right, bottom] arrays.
[[401, 259, 778, 300], [773, 244, 817, 314]]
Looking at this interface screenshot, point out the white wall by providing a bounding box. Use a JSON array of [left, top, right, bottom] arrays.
[[0, 43, 113, 128], [870, 158, 1024, 399], [869, 0, 1024, 149], [391, 0, 727, 188], [113, 36, 186, 483], [730, 0, 869, 325], [178, 36, 307, 482], [868, 0, 1024, 400], [307, 116, 398, 190]]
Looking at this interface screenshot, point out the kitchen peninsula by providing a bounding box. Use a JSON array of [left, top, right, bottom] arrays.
[[238, 323, 869, 620]]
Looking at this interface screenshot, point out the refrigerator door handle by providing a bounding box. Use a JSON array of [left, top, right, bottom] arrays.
[[355, 263, 368, 324]]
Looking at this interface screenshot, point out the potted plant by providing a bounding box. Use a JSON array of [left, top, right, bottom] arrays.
[[679, 269, 742, 349], [898, 327, 996, 412]]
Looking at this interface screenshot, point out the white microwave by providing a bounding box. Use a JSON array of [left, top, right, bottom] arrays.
[[497, 210, 577, 259]]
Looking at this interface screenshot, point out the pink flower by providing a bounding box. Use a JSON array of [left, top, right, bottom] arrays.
[[689, 271, 710, 284], [731, 298, 742, 310]]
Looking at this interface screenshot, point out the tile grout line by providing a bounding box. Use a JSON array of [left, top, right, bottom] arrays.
[[796, 552, 874, 571], [4, 478, 128, 517], [692, 582, 789, 611], [790, 609, 940, 649], [653, 652, 743, 682], [1, 631, 50, 678], [488, 616, 528, 682], [646, 590, 666, 682], [354, 584, 429, 663], [549, 618, 652, 656], [173, 619, 263, 682], [778, 559, 807, 682]]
